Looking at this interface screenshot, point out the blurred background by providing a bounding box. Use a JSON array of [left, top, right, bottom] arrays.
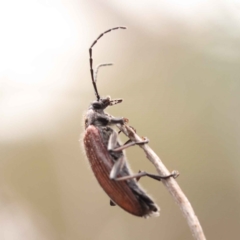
[[1, 0, 240, 239]]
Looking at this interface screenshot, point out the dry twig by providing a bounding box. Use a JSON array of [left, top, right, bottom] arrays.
[[117, 124, 206, 240]]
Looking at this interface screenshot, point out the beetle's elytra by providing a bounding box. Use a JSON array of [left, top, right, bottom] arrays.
[[83, 27, 176, 217], [84, 125, 159, 216]]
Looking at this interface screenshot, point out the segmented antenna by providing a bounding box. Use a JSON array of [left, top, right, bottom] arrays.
[[89, 26, 127, 101], [94, 63, 113, 83]]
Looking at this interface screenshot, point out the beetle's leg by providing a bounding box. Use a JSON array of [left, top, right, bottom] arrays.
[[107, 131, 178, 182], [95, 114, 127, 126], [110, 138, 149, 152], [110, 200, 116, 206], [107, 131, 126, 180], [118, 125, 136, 135], [108, 130, 148, 152], [109, 154, 179, 181], [107, 130, 119, 151], [123, 139, 132, 145], [109, 155, 125, 180], [109, 117, 125, 124], [108, 131, 149, 180], [135, 170, 142, 182], [112, 170, 179, 182], [109, 116, 128, 125]]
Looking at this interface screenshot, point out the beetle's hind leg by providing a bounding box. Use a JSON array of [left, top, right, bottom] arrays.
[[109, 155, 179, 181], [135, 170, 177, 182], [112, 170, 179, 182]]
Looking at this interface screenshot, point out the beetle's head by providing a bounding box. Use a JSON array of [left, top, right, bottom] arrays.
[[91, 96, 122, 110]]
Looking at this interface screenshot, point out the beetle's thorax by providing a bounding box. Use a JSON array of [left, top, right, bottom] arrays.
[[84, 96, 123, 129], [84, 109, 108, 128], [84, 97, 109, 129]]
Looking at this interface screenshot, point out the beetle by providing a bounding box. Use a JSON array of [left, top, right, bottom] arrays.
[[83, 26, 176, 218]]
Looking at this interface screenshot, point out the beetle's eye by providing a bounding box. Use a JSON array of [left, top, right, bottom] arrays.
[[92, 102, 101, 109]]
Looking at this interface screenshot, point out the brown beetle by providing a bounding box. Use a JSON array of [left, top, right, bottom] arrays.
[[83, 27, 175, 217]]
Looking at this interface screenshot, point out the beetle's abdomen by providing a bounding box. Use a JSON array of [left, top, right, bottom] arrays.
[[83, 125, 159, 217]]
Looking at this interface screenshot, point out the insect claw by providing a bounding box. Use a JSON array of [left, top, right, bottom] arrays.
[[123, 117, 129, 124], [171, 170, 180, 179], [136, 137, 149, 145]]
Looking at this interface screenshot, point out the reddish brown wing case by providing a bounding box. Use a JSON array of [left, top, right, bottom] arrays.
[[83, 125, 145, 216]]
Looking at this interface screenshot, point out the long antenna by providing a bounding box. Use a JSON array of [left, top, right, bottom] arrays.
[[89, 26, 127, 101]]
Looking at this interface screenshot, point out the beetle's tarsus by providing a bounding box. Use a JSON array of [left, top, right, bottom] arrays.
[[171, 170, 180, 179]]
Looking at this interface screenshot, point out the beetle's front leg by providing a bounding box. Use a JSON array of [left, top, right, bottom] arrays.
[[95, 113, 128, 126], [108, 116, 128, 125]]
